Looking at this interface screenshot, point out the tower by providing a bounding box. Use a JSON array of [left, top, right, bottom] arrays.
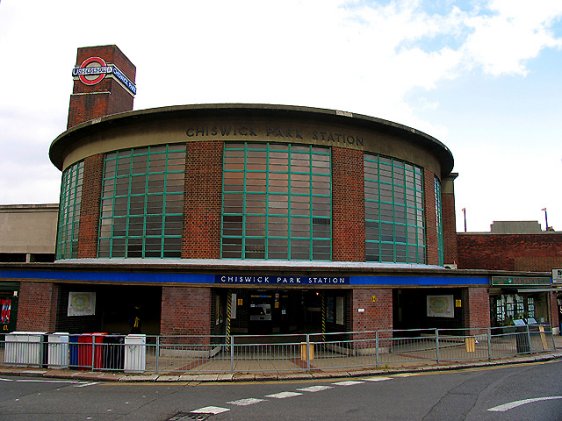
[[68, 45, 136, 128]]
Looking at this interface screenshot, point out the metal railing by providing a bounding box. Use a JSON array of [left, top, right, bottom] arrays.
[[0, 325, 557, 375]]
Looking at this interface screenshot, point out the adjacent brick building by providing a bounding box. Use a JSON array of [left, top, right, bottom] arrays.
[[458, 221, 561, 333]]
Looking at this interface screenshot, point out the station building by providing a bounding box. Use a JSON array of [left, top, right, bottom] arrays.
[[0, 45, 557, 338]]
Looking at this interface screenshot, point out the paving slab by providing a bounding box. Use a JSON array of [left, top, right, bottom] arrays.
[[156, 375, 181, 382]]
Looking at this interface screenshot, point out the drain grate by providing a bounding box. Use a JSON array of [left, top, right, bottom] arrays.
[[167, 412, 212, 421]]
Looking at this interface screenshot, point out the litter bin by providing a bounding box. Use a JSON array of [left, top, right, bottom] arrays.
[[124, 334, 146, 373], [3, 331, 46, 366], [69, 335, 79, 368], [77, 332, 107, 369], [47, 332, 69, 368], [102, 335, 125, 370], [513, 320, 530, 354]]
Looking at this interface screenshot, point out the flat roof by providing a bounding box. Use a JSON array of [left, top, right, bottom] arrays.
[[50, 103, 454, 174]]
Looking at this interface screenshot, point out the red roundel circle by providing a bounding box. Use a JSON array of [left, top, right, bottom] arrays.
[[78, 56, 108, 86]]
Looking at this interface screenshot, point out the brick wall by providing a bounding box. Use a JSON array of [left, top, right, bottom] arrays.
[[332, 147, 365, 261], [550, 292, 560, 331], [182, 141, 223, 258], [16, 282, 59, 332], [464, 287, 490, 329], [160, 286, 212, 337], [441, 174, 458, 265], [78, 154, 103, 258], [424, 169, 439, 265], [351, 289, 392, 338], [68, 45, 135, 129], [457, 233, 562, 271]]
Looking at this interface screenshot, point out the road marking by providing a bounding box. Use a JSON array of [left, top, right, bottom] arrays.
[[191, 406, 230, 415], [265, 391, 302, 399], [74, 382, 99, 388], [297, 385, 333, 392], [488, 396, 562, 412], [362, 376, 392, 382], [228, 398, 265, 406], [333, 380, 364, 386], [1, 377, 84, 385]]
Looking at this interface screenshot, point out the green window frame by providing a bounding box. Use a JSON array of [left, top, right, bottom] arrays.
[[222, 142, 332, 260], [364, 154, 425, 263], [98, 144, 186, 258], [434, 177, 444, 265], [56, 161, 84, 259]]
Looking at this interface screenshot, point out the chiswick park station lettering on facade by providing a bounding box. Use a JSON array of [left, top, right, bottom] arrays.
[[186, 126, 364, 147], [215, 275, 350, 285]]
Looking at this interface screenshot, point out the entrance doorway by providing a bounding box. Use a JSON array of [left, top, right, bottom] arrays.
[[228, 289, 332, 335]]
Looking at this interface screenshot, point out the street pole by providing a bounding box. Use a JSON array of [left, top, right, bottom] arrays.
[[542, 208, 549, 231], [462, 208, 467, 232]]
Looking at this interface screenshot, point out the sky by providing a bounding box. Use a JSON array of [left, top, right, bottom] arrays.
[[0, 0, 561, 232]]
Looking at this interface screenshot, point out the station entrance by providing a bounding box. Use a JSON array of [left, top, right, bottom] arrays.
[[226, 289, 348, 336]]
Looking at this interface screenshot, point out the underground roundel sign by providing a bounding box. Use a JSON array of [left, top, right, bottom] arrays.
[[72, 56, 112, 86]]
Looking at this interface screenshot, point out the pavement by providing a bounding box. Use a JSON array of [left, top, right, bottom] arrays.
[[1, 335, 561, 383]]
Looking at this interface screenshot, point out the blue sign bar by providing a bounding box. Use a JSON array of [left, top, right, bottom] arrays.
[[0, 268, 488, 287], [215, 275, 350, 285]]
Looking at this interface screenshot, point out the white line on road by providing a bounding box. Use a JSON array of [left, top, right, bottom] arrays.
[[191, 406, 230, 415], [362, 376, 393, 382], [297, 385, 334, 392], [332, 380, 364, 386], [228, 398, 266, 406], [265, 391, 302, 399], [488, 396, 562, 412], [1, 377, 83, 385], [74, 382, 99, 388]]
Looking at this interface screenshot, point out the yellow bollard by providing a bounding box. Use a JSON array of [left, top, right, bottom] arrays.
[[300, 342, 314, 361], [465, 337, 476, 353], [539, 325, 548, 350]]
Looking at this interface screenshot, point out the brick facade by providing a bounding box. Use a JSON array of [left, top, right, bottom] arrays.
[[441, 174, 458, 265], [160, 286, 212, 336], [182, 141, 223, 259], [457, 233, 562, 271], [464, 287, 490, 330], [67, 45, 135, 129], [550, 292, 560, 331], [351, 289, 393, 335], [332, 147, 365, 261], [424, 169, 439, 265], [78, 154, 103, 259], [16, 282, 58, 332]]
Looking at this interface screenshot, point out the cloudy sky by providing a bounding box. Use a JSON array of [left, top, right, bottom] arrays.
[[0, 0, 561, 232]]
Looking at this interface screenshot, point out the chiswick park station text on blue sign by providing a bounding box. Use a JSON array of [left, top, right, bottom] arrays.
[[215, 275, 349, 285]]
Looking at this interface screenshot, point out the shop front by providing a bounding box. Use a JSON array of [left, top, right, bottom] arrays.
[[490, 275, 553, 328]]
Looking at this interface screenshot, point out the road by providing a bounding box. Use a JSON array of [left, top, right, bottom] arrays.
[[0, 360, 561, 420]]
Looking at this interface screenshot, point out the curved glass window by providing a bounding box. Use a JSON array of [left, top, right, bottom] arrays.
[[56, 161, 84, 259], [98, 144, 186, 258], [434, 177, 444, 265], [364, 154, 425, 263], [222, 143, 331, 260]]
